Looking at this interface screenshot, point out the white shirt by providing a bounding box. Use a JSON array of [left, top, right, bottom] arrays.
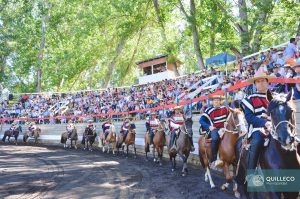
[[284, 43, 298, 59]]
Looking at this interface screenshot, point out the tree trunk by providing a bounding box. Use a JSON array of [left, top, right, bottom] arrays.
[[103, 38, 126, 88], [178, 0, 205, 70], [153, 0, 179, 76], [238, 0, 251, 56], [36, 0, 50, 92], [190, 0, 205, 69], [251, 0, 274, 53]]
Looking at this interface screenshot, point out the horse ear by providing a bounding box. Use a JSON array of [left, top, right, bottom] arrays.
[[286, 89, 294, 102], [267, 90, 273, 102]]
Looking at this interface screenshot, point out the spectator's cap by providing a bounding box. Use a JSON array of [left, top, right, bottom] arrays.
[[174, 105, 183, 110], [283, 64, 291, 68], [247, 67, 270, 84], [210, 95, 224, 100]]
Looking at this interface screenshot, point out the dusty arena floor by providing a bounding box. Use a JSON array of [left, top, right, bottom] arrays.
[[0, 144, 235, 199]]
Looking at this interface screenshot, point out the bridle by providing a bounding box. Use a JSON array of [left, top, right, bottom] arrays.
[[269, 112, 299, 150], [224, 111, 245, 134]]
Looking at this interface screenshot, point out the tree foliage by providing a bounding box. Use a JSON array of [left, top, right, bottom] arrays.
[[0, 0, 299, 92]]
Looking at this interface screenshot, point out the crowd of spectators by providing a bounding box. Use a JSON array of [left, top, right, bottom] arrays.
[[1, 37, 299, 124]]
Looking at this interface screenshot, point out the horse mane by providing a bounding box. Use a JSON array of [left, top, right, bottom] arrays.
[[268, 93, 295, 113]]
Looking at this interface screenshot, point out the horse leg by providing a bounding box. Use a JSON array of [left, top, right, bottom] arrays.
[[133, 144, 137, 159], [74, 140, 77, 149], [112, 142, 116, 155], [206, 167, 216, 188], [15, 135, 18, 145], [107, 142, 110, 154], [126, 145, 129, 158], [180, 154, 188, 177], [152, 145, 156, 162], [221, 163, 231, 191], [158, 147, 163, 166], [145, 143, 149, 161], [102, 140, 105, 153], [232, 166, 241, 198], [2, 134, 6, 142]]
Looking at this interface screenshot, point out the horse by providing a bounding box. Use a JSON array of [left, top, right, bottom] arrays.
[[82, 127, 97, 151], [235, 90, 300, 199], [99, 124, 117, 154], [23, 128, 41, 144], [117, 123, 137, 158], [2, 126, 22, 145], [61, 128, 78, 149], [167, 117, 193, 176], [145, 120, 167, 165], [198, 108, 247, 198]]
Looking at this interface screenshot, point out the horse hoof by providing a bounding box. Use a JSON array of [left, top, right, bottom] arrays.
[[134, 156, 137, 159], [159, 163, 162, 166], [182, 173, 186, 177], [234, 192, 241, 198], [221, 185, 227, 191], [211, 184, 216, 189], [171, 169, 175, 172], [153, 158, 156, 162]]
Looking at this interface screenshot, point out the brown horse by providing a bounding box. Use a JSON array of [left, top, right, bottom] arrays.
[[198, 108, 246, 198], [61, 128, 78, 149], [145, 120, 167, 165], [23, 128, 41, 145], [99, 124, 116, 154], [117, 123, 137, 158]]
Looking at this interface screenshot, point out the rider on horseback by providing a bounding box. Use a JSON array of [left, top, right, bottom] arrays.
[[66, 120, 76, 139], [241, 68, 272, 178], [199, 95, 229, 167], [120, 116, 131, 142], [102, 117, 112, 140], [86, 120, 95, 132], [168, 106, 195, 151], [28, 122, 38, 137], [9, 121, 18, 132], [146, 112, 160, 145]]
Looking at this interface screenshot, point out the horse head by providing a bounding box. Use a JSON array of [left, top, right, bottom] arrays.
[[129, 123, 136, 134], [227, 108, 247, 134], [267, 90, 296, 149], [182, 115, 193, 136]]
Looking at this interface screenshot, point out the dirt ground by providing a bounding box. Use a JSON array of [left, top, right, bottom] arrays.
[[0, 143, 235, 199]]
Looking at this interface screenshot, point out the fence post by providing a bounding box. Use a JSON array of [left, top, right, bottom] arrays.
[[189, 98, 192, 115], [225, 88, 229, 107]]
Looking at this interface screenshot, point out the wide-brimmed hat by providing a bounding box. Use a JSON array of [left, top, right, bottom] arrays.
[[173, 105, 183, 110], [283, 64, 291, 68], [247, 67, 270, 84], [150, 112, 157, 115], [210, 95, 225, 100]]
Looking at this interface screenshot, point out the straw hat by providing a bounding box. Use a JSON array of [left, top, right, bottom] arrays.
[[210, 95, 225, 100], [247, 67, 270, 84], [150, 112, 157, 115], [283, 64, 291, 68], [173, 105, 183, 110]]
